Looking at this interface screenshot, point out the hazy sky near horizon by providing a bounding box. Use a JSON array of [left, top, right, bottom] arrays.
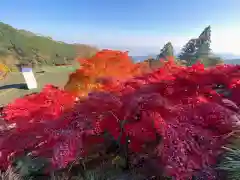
[[0, 0, 240, 55]]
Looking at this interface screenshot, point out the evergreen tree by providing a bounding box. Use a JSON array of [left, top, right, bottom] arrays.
[[195, 26, 222, 67], [196, 25, 211, 53], [156, 42, 174, 60], [195, 42, 223, 67], [178, 26, 212, 66], [178, 39, 197, 65], [195, 42, 211, 59], [198, 26, 211, 43], [200, 56, 223, 67], [190, 42, 211, 65]]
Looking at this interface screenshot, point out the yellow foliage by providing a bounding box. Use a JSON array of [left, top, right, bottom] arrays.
[[0, 63, 10, 80], [112, 155, 126, 168]]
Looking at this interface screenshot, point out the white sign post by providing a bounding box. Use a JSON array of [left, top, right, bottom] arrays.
[[21, 67, 38, 89]]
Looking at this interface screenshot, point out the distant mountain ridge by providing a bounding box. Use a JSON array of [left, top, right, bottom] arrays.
[[131, 55, 157, 62], [224, 59, 240, 65], [216, 53, 240, 60], [132, 53, 240, 64]]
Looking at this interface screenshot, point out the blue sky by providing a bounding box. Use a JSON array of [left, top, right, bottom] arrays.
[[0, 0, 240, 55]]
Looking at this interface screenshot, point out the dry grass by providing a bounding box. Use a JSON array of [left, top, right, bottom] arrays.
[[0, 167, 21, 180], [0, 161, 148, 180]]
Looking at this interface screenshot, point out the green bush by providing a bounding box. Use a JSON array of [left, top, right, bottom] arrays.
[[217, 137, 240, 180]]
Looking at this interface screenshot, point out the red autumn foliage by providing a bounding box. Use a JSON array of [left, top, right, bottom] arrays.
[[2, 85, 75, 131], [0, 54, 240, 179]]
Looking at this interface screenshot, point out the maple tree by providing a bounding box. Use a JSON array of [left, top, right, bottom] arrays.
[[64, 49, 147, 97]]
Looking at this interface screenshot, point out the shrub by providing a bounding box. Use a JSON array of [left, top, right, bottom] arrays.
[[64, 49, 147, 97], [0, 53, 240, 180]]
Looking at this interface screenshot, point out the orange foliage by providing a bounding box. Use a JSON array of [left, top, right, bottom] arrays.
[[64, 49, 147, 97]]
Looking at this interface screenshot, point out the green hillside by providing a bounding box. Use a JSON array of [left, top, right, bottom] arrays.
[[0, 22, 98, 67]]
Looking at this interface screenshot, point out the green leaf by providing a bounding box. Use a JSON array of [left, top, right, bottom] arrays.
[[217, 138, 240, 180], [12, 155, 50, 177]]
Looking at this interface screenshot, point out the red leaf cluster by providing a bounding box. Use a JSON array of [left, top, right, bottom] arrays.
[[0, 54, 240, 179], [2, 85, 75, 131]]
